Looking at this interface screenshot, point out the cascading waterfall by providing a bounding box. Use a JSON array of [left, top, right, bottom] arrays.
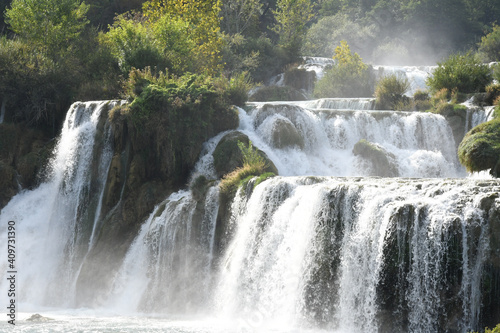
[[241, 102, 462, 177], [108, 187, 220, 314], [1, 61, 500, 332], [215, 177, 496, 332], [0, 100, 119, 307]]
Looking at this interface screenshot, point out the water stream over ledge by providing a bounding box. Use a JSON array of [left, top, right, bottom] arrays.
[[1, 63, 499, 332]]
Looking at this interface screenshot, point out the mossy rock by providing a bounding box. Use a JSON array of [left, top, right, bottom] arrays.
[[353, 139, 398, 177], [458, 118, 500, 176], [270, 118, 304, 149], [213, 131, 278, 178]]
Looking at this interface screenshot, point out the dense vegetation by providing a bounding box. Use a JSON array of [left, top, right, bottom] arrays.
[[1, 0, 499, 132]]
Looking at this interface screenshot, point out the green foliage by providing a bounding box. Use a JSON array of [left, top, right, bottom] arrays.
[[272, 0, 314, 57], [374, 74, 410, 110], [100, 13, 195, 75], [219, 140, 270, 197], [314, 41, 375, 98], [426, 53, 492, 94], [213, 72, 253, 107], [302, 13, 378, 58], [5, 0, 89, 58], [220, 0, 261, 36], [458, 118, 500, 175], [237, 140, 266, 167], [478, 25, 500, 62], [223, 35, 293, 83], [143, 0, 224, 74]]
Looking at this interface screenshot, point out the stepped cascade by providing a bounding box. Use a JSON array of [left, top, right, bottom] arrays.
[[1, 63, 500, 332]]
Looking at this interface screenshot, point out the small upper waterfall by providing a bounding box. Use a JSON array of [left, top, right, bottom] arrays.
[[240, 102, 463, 178]]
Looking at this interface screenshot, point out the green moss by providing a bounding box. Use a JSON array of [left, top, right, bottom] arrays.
[[458, 118, 500, 175]]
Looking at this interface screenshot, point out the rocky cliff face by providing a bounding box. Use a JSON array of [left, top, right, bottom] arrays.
[[74, 99, 239, 306]]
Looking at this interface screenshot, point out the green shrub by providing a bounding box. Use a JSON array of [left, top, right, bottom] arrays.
[[426, 52, 492, 94], [222, 34, 294, 84], [314, 41, 375, 98], [458, 118, 500, 176], [493, 64, 500, 82], [374, 74, 410, 110]]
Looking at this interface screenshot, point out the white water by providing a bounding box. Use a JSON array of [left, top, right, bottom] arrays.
[[241, 102, 463, 178], [373, 65, 436, 96], [0, 101, 118, 307], [215, 177, 495, 332], [1, 61, 500, 332]]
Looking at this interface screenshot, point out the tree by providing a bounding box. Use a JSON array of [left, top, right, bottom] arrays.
[[100, 13, 196, 75], [143, 0, 224, 74], [5, 0, 89, 57], [220, 0, 262, 36], [272, 0, 314, 56], [478, 24, 500, 62], [314, 40, 375, 98]]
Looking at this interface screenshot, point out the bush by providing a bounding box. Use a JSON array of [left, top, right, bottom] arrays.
[[426, 52, 492, 94], [222, 35, 293, 83], [374, 74, 410, 110], [413, 90, 430, 101], [314, 41, 375, 98], [458, 118, 500, 176]]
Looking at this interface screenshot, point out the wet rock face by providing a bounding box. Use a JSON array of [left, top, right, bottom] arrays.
[[0, 123, 53, 209], [76, 101, 239, 307], [352, 139, 398, 177]]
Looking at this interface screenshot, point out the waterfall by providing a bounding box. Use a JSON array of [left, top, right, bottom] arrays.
[[215, 177, 496, 332], [0, 101, 118, 307], [373, 65, 436, 96], [241, 102, 463, 178], [1, 80, 499, 331], [108, 187, 220, 314]]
